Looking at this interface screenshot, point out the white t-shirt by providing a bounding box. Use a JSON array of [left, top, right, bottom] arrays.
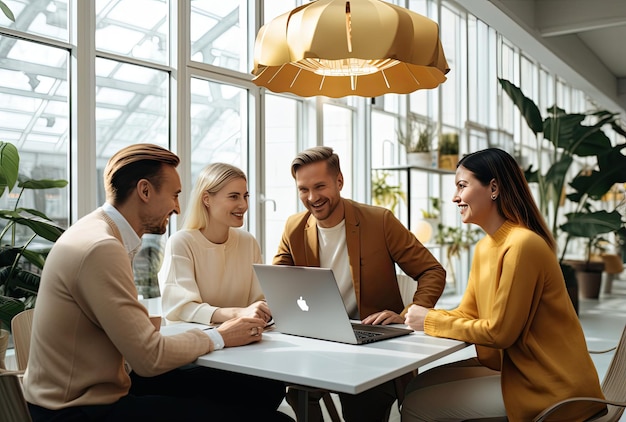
[[317, 220, 358, 319]]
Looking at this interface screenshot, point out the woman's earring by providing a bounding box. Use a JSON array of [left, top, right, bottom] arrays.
[[491, 194, 497, 200]]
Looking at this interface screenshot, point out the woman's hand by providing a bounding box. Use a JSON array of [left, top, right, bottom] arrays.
[[404, 304, 430, 331], [239, 300, 272, 323], [217, 317, 266, 347]]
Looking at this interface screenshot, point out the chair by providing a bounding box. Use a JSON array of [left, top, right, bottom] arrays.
[[533, 324, 626, 422], [0, 328, 9, 370], [11, 309, 34, 371], [0, 371, 32, 421], [601, 254, 624, 295]]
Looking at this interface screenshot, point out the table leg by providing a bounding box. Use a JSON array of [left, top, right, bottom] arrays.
[[297, 388, 309, 422]]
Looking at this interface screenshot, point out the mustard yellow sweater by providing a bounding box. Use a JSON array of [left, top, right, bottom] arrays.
[[424, 221, 605, 421]]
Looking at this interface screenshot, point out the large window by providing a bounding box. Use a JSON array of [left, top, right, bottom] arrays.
[[263, 94, 299, 262], [190, 1, 247, 73], [95, 58, 169, 193], [189, 78, 248, 180], [96, 0, 169, 66], [323, 103, 353, 199], [0, 36, 69, 235], [2, 0, 622, 297]]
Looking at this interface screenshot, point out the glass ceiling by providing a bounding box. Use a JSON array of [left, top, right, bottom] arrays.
[[0, 0, 243, 161]]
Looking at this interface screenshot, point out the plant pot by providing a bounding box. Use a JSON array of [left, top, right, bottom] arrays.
[[438, 153, 458, 170], [407, 152, 433, 168], [562, 259, 605, 299], [577, 271, 603, 299]]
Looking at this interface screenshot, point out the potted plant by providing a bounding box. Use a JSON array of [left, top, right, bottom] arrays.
[[438, 132, 459, 170], [434, 223, 482, 286], [371, 170, 406, 215], [398, 115, 435, 168], [0, 141, 67, 331], [499, 78, 626, 302]]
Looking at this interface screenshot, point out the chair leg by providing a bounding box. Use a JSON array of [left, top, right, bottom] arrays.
[[321, 392, 341, 422], [603, 274, 615, 294]]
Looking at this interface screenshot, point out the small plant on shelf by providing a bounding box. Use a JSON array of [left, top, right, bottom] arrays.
[[371, 170, 406, 215], [421, 197, 441, 219], [397, 115, 434, 154], [438, 133, 459, 155], [438, 133, 459, 170]]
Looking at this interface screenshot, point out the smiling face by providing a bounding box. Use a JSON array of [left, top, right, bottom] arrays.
[[295, 160, 344, 228], [143, 164, 181, 235], [453, 165, 497, 230], [205, 177, 249, 230]]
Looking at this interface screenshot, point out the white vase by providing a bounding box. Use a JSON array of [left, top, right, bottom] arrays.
[[407, 152, 433, 168]]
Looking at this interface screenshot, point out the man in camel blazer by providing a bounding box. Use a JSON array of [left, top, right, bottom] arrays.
[[273, 146, 446, 422]]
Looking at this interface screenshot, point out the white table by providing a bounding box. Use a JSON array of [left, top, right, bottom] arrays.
[[162, 323, 468, 421]]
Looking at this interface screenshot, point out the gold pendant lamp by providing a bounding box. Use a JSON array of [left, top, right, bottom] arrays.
[[251, 0, 450, 98]]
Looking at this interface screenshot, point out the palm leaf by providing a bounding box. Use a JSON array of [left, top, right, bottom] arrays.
[[498, 78, 543, 134], [0, 141, 19, 196]]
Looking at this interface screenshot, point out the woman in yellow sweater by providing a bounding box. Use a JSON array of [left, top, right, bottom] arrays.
[[403, 148, 605, 421]]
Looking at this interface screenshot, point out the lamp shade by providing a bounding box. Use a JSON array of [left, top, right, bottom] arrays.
[[251, 0, 450, 98]]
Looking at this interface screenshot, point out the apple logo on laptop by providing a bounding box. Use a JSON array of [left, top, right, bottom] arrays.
[[297, 296, 309, 311]]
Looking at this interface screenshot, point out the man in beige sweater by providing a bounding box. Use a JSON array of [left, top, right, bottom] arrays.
[[24, 144, 291, 421]]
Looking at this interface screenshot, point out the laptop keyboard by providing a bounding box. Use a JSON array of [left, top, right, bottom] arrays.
[[354, 329, 384, 341]]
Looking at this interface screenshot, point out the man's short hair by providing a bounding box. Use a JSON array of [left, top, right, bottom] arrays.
[[291, 146, 341, 179], [104, 143, 180, 205]]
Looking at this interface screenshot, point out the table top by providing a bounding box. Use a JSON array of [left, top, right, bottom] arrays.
[[162, 323, 469, 395]]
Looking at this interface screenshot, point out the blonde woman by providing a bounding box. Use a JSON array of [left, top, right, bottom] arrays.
[[159, 163, 271, 325]]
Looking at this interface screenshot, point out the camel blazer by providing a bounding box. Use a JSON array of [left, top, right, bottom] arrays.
[[273, 199, 446, 319]]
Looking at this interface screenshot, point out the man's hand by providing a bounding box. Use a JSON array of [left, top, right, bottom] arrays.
[[361, 310, 404, 325], [217, 317, 266, 347], [404, 304, 429, 331]]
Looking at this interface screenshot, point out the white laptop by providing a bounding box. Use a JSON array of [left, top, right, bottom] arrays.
[[252, 264, 413, 345]]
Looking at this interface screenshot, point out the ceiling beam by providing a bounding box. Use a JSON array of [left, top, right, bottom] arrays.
[[536, 0, 626, 37]]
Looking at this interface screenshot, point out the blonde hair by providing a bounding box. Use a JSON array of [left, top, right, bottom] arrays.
[[103, 143, 179, 205], [182, 163, 247, 230], [291, 146, 341, 179]]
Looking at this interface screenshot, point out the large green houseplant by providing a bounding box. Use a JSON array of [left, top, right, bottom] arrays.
[[0, 141, 67, 330], [499, 78, 626, 299]]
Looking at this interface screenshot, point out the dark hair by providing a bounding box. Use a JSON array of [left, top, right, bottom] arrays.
[[291, 146, 341, 179], [458, 148, 556, 251], [104, 143, 180, 205]]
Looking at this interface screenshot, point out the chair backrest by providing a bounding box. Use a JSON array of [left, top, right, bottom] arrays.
[[0, 372, 32, 422], [397, 274, 416, 307], [11, 309, 34, 371], [601, 254, 624, 275], [597, 324, 626, 422]]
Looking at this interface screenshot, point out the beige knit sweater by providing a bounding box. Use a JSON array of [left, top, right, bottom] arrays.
[[24, 209, 213, 410]]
